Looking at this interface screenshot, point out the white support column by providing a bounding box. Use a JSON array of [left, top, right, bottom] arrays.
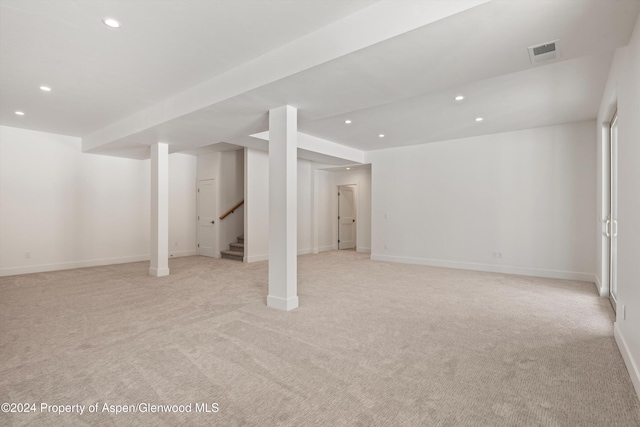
[[267, 106, 298, 311], [150, 142, 170, 277]]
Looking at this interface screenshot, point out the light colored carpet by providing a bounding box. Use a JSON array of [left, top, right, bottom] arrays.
[[0, 251, 639, 426]]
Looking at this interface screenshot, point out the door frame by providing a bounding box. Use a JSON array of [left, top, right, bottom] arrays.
[[608, 111, 619, 311]]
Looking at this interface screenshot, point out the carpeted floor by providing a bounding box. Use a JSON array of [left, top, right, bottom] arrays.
[[0, 251, 639, 426]]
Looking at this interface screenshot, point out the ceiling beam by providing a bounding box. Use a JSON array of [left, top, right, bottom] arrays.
[[251, 131, 365, 165], [82, 0, 490, 153]]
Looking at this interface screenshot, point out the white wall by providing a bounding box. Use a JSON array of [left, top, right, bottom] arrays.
[[244, 148, 270, 262], [298, 160, 312, 254], [243, 150, 370, 261], [367, 121, 596, 281], [598, 15, 640, 398], [196, 152, 219, 182], [169, 153, 198, 258], [244, 149, 315, 262], [314, 167, 372, 253], [0, 126, 197, 276], [317, 169, 335, 252]]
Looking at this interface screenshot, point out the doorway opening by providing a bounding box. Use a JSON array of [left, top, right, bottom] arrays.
[[338, 184, 357, 250]]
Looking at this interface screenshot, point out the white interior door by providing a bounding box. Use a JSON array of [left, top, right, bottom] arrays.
[[338, 186, 356, 250], [609, 113, 619, 310], [197, 179, 217, 257]]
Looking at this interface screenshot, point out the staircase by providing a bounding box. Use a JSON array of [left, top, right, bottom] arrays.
[[221, 235, 244, 261]]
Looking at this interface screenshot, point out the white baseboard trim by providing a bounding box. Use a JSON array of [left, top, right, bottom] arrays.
[[149, 267, 170, 277], [267, 295, 299, 311], [594, 275, 608, 297], [370, 254, 596, 282], [614, 323, 640, 400], [357, 246, 371, 253], [246, 254, 268, 263], [170, 250, 198, 258], [0, 254, 150, 277], [318, 245, 335, 253], [298, 248, 312, 255], [0, 250, 202, 277]]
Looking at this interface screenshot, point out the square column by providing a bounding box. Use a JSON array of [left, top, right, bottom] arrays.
[[150, 142, 170, 277], [267, 105, 298, 311]]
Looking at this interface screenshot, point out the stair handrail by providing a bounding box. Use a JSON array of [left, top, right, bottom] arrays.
[[220, 200, 244, 220]]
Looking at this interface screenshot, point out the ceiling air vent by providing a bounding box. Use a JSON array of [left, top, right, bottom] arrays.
[[528, 40, 560, 65]]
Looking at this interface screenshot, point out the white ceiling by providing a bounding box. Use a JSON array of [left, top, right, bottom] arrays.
[[1, 0, 639, 159], [0, 0, 376, 136]]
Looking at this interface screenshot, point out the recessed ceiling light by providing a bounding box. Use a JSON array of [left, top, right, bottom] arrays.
[[378, 134, 385, 138], [15, 111, 25, 116], [40, 86, 51, 92], [346, 167, 351, 170], [475, 117, 484, 122], [102, 17, 120, 28], [345, 120, 352, 124], [455, 95, 464, 101]]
